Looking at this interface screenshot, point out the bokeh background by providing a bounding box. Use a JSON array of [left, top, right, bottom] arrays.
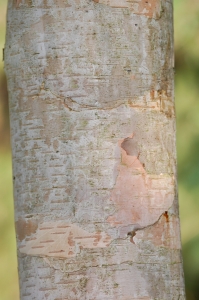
[[0, 0, 199, 299]]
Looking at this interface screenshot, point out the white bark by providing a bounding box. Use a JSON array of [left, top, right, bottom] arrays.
[[5, 0, 185, 299]]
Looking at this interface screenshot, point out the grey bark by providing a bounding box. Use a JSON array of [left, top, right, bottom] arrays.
[[5, 0, 185, 299]]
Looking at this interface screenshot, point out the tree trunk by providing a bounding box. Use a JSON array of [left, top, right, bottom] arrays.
[[5, 0, 185, 299]]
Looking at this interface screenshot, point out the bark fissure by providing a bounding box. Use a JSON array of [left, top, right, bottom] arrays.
[[33, 86, 175, 118]]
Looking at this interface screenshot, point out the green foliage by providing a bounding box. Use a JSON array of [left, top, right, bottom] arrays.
[[0, 151, 19, 300], [174, 1, 199, 298]]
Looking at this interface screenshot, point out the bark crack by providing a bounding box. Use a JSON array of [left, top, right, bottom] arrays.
[[108, 209, 173, 246], [32, 84, 175, 118]]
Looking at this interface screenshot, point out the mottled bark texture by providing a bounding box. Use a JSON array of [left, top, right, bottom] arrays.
[[5, 0, 185, 299]]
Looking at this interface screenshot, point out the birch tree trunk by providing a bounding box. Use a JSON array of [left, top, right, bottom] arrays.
[[5, 0, 185, 299]]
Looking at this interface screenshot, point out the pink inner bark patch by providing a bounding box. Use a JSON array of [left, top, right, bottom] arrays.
[[107, 134, 174, 229], [135, 214, 181, 249], [15, 0, 22, 8], [92, 0, 161, 19], [136, 0, 160, 18], [18, 222, 112, 258]]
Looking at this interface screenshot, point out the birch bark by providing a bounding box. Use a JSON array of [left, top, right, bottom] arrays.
[[5, 0, 185, 299]]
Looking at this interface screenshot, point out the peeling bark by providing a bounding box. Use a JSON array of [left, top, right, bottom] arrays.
[[92, 0, 161, 19], [107, 134, 174, 230], [5, 0, 185, 299], [18, 221, 111, 258]]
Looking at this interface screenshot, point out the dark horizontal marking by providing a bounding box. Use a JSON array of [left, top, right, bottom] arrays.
[[28, 126, 44, 129], [39, 288, 56, 291], [32, 246, 44, 249], [51, 174, 65, 176], [57, 280, 78, 285], [48, 250, 65, 253], [40, 227, 54, 230], [40, 240, 54, 243], [74, 236, 95, 239], [57, 225, 70, 228]]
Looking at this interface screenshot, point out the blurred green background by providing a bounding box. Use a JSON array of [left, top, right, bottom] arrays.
[[0, 0, 199, 299]]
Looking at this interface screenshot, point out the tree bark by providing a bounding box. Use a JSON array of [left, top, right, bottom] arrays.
[[5, 0, 185, 299]]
